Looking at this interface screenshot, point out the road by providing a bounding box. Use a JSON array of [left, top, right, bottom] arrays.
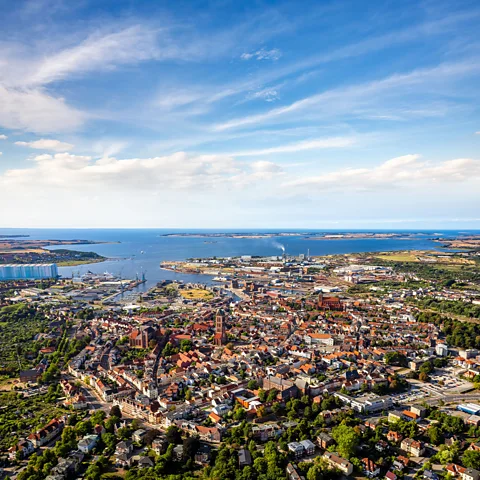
[[422, 393, 480, 406]]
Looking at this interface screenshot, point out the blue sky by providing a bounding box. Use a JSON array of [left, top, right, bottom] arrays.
[[0, 0, 479, 228]]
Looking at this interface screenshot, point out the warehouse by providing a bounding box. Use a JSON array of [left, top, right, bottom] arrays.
[[0, 264, 58, 280]]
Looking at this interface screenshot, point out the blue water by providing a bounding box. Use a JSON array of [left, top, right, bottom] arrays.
[[0, 228, 477, 290]]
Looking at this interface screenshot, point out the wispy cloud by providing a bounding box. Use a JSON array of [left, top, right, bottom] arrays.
[[0, 134, 7, 140], [27, 26, 161, 86], [284, 155, 480, 191], [231, 136, 355, 157], [214, 59, 480, 131], [241, 48, 282, 61], [245, 88, 280, 103]]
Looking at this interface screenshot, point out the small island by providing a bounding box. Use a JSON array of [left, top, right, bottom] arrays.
[[0, 238, 110, 266]]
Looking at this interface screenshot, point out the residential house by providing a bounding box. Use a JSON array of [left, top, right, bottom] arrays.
[[8, 439, 35, 460], [299, 440, 315, 456], [362, 458, 381, 478], [28, 418, 65, 448], [323, 452, 353, 476], [288, 442, 304, 459], [317, 432, 334, 449], [401, 438, 425, 456], [77, 434, 99, 454], [238, 448, 253, 467]]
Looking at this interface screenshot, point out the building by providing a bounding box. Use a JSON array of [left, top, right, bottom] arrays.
[[401, 438, 425, 457], [323, 452, 353, 475], [317, 293, 343, 311], [304, 333, 334, 346], [238, 448, 252, 467], [436, 344, 448, 356], [286, 463, 305, 480], [288, 442, 304, 459], [317, 432, 334, 449], [458, 404, 480, 415], [299, 439, 315, 456], [78, 434, 99, 453], [20, 369, 42, 383], [362, 458, 380, 478], [213, 309, 227, 346], [335, 393, 393, 413], [129, 326, 156, 349], [263, 376, 298, 400], [410, 405, 427, 418], [8, 440, 35, 460], [0, 263, 58, 280], [28, 418, 65, 447]]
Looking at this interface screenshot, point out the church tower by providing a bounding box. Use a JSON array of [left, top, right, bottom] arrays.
[[214, 309, 227, 346]]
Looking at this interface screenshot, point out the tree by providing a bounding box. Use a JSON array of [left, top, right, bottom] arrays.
[[180, 339, 192, 352], [105, 415, 119, 433], [420, 361, 434, 374], [144, 429, 161, 446], [90, 410, 106, 426], [102, 432, 117, 452], [233, 406, 247, 421], [258, 389, 267, 402], [247, 379, 258, 390], [272, 402, 283, 416], [267, 389, 279, 403], [166, 425, 182, 445], [427, 425, 442, 445], [183, 435, 200, 460], [384, 351, 407, 366], [463, 450, 480, 470], [419, 372, 430, 382], [256, 406, 266, 418], [331, 424, 360, 459], [75, 420, 92, 437], [109, 405, 122, 419]]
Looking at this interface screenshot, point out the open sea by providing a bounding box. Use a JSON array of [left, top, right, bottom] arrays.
[[0, 228, 478, 291]]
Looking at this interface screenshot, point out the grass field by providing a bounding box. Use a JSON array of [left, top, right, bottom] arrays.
[[57, 258, 105, 266], [375, 252, 421, 262], [375, 251, 475, 266], [180, 288, 214, 300]]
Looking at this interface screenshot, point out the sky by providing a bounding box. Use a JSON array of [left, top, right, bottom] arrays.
[[0, 0, 479, 229]]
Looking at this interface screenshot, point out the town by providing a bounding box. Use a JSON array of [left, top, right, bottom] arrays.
[[0, 247, 480, 480]]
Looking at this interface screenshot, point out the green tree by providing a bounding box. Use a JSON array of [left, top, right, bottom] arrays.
[[331, 424, 359, 459], [463, 450, 480, 470]]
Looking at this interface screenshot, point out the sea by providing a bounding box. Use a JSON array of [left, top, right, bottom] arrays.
[[0, 228, 478, 292]]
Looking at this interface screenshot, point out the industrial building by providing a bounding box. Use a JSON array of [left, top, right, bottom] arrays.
[[457, 403, 480, 415], [0, 264, 58, 280]]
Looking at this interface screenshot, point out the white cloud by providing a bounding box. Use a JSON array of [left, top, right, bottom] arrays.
[[0, 152, 2, 156], [232, 136, 355, 157], [241, 48, 282, 61], [0, 25, 162, 133], [0, 134, 7, 140], [247, 88, 280, 103], [284, 155, 480, 191], [15, 138, 74, 151], [476, 131, 480, 135], [0, 85, 85, 133], [1, 151, 282, 191]]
